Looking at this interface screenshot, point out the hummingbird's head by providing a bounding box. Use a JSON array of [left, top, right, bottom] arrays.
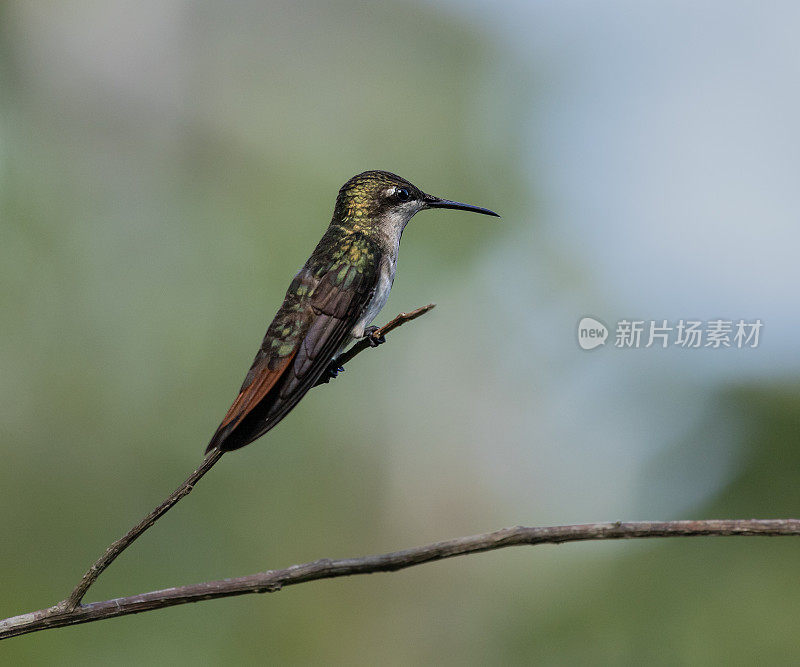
[[333, 170, 499, 239]]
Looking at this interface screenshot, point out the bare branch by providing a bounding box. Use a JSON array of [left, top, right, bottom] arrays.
[[3, 519, 799, 640], [334, 303, 436, 367], [61, 305, 435, 611]]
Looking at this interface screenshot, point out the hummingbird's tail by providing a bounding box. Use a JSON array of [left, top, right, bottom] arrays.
[[205, 389, 285, 453], [205, 417, 261, 453]]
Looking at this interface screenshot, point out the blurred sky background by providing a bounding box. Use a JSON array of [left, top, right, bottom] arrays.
[[2, 1, 799, 664]]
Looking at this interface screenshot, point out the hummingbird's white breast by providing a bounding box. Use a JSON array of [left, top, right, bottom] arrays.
[[351, 252, 396, 339]]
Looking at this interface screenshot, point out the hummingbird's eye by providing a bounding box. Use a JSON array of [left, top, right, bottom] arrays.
[[395, 187, 411, 202]]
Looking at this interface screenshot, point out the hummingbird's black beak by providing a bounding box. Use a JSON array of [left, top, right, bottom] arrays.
[[423, 194, 500, 218]]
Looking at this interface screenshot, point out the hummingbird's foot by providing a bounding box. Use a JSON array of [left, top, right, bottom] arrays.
[[315, 362, 345, 386], [327, 364, 345, 379], [364, 326, 386, 347]]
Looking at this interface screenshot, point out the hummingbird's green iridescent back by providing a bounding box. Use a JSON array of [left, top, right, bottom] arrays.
[[206, 228, 382, 452]]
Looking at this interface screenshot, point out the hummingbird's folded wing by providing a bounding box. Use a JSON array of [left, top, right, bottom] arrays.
[[206, 234, 380, 453]]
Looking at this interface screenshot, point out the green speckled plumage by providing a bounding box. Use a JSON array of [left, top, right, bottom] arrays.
[[332, 171, 417, 228], [206, 176, 391, 452], [206, 170, 497, 453]]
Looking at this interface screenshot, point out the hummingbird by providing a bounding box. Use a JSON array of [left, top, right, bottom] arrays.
[[206, 170, 498, 453]]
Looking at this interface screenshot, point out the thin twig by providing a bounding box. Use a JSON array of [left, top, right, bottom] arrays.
[[334, 303, 436, 367], [3, 519, 799, 639], [62, 448, 225, 611], [61, 305, 435, 611]]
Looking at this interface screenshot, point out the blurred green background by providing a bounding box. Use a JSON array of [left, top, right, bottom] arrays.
[[2, 1, 800, 664]]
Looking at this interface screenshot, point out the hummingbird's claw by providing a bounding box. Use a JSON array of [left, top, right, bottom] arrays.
[[364, 326, 386, 347], [315, 363, 345, 386]]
